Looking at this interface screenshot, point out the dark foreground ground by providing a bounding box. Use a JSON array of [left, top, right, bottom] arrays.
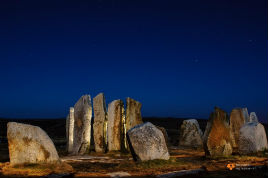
[[0, 117, 267, 177]]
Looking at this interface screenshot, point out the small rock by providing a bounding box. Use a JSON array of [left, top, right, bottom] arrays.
[[107, 171, 131, 178], [249, 112, 258, 122]]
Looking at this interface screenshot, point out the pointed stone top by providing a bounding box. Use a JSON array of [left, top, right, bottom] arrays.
[[74, 95, 91, 109], [249, 112, 258, 123]]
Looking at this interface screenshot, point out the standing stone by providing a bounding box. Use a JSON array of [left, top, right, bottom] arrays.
[[125, 97, 143, 132], [107, 99, 124, 151], [72, 95, 92, 155], [156, 126, 170, 148], [230, 108, 246, 148], [127, 122, 170, 161], [239, 122, 268, 154], [7, 122, 59, 165], [179, 119, 203, 148], [249, 112, 258, 122], [93, 93, 107, 153], [242, 108, 250, 123], [67, 107, 74, 153], [203, 107, 234, 157], [125, 98, 143, 150]]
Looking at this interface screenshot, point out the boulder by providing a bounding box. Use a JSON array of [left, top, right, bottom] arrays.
[[179, 119, 203, 148], [127, 122, 170, 161], [107, 99, 124, 151], [249, 112, 258, 122], [203, 107, 234, 157], [66, 107, 74, 153], [93, 93, 107, 152], [72, 95, 92, 155], [7, 122, 59, 165], [229, 108, 246, 148], [239, 122, 268, 154]]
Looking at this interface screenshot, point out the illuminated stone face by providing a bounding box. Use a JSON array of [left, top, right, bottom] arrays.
[[127, 122, 170, 161], [107, 99, 124, 151], [203, 107, 234, 157], [93, 93, 107, 153], [67, 107, 74, 153], [7, 122, 59, 165], [72, 95, 92, 155]]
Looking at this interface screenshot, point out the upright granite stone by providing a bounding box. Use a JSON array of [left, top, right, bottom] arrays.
[[203, 107, 234, 157], [127, 122, 170, 161], [249, 112, 258, 122], [156, 126, 170, 148], [125, 97, 143, 132], [125, 98, 143, 150], [239, 122, 268, 154], [179, 119, 203, 148], [66, 107, 75, 153], [72, 95, 92, 155], [230, 108, 246, 148], [7, 122, 59, 165], [107, 99, 124, 151], [93, 93, 107, 153], [242, 108, 250, 123]]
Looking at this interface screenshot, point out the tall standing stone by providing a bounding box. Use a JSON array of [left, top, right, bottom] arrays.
[[230, 108, 246, 148], [249, 112, 258, 122], [93, 93, 107, 153], [203, 107, 234, 157], [72, 95, 92, 155], [107, 99, 124, 151], [179, 119, 203, 148], [125, 98, 143, 150], [67, 107, 74, 153]]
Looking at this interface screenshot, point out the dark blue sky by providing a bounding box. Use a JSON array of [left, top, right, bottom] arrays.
[[0, 0, 267, 122]]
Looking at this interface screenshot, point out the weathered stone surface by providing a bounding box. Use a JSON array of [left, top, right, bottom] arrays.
[[107, 99, 124, 151], [125, 97, 143, 132], [179, 119, 203, 148], [72, 95, 92, 155], [230, 108, 246, 148], [127, 122, 170, 161], [93, 93, 107, 153], [7, 122, 59, 165], [66, 107, 74, 153], [156, 126, 170, 148], [203, 107, 234, 157], [249, 112, 258, 122], [239, 122, 268, 154], [242, 108, 250, 123]]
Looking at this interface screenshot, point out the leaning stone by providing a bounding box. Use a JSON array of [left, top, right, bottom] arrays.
[[203, 107, 234, 157], [249, 112, 258, 122], [93, 93, 107, 153], [239, 122, 268, 154], [127, 122, 170, 161], [72, 95, 92, 155], [230, 108, 246, 148], [7, 122, 59, 165], [107, 99, 124, 151], [179, 119, 203, 148]]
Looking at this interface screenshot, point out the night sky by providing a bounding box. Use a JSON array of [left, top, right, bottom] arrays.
[[0, 0, 267, 123]]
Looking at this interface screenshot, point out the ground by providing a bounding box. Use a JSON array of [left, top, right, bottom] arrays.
[[0, 118, 267, 177]]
